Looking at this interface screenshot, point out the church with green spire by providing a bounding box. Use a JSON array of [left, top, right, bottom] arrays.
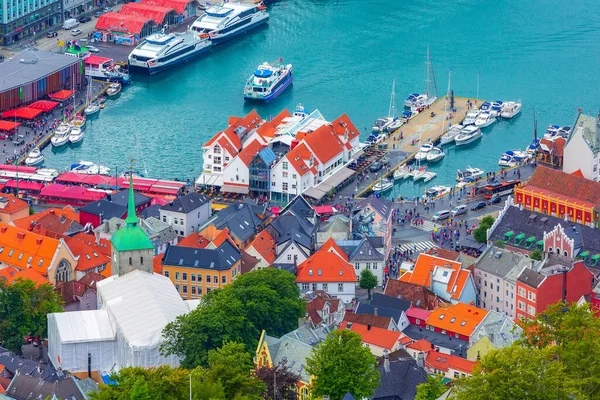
[[110, 171, 154, 276]]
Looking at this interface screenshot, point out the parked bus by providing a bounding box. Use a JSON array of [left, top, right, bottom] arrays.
[[483, 180, 520, 199]]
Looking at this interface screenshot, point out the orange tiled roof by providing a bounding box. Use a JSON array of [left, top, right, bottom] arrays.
[[178, 232, 210, 249], [286, 143, 314, 177], [0, 266, 18, 281], [406, 338, 433, 353], [330, 113, 360, 142], [400, 253, 470, 300], [72, 233, 111, 257], [246, 229, 276, 264], [5, 268, 49, 286], [13, 206, 79, 229], [340, 321, 401, 350], [212, 227, 233, 247], [65, 237, 110, 272], [238, 140, 264, 167], [571, 169, 584, 178], [523, 166, 600, 209], [423, 248, 461, 261], [256, 121, 277, 140], [302, 124, 346, 165], [217, 136, 239, 158], [320, 237, 349, 261], [427, 303, 488, 337], [0, 194, 28, 215], [426, 351, 476, 374], [296, 246, 356, 283], [204, 110, 263, 150], [270, 109, 291, 127], [0, 223, 61, 275], [539, 137, 565, 157], [153, 254, 163, 274]]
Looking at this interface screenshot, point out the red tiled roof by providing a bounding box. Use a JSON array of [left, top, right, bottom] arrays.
[[238, 140, 264, 167], [0, 194, 28, 215], [256, 121, 277, 140], [320, 237, 349, 261], [240, 251, 260, 274], [343, 312, 392, 330], [178, 232, 210, 249], [65, 237, 110, 272], [153, 254, 163, 274], [296, 246, 356, 283], [5, 268, 48, 286], [330, 113, 360, 142], [523, 166, 600, 209], [286, 143, 314, 177], [141, 0, 193, 14], [77, 272, 105, 290], [95, 12, 152, 34], [340, 321, 401, 350], [571, 169, 584, 178], [406, 307, 432, 320], [13, 207, 79, 230], [217, 136, 239, 158], [72, 233, 111, 256], [427, 303, 488, 337], [211, 228, 233, 248], [270, 109, 291, 127], [55, 280, 88, 305], [407, 338, 433, 353], [120, 3, 174, 24], [426, 351, 476, 374], [539, 137, 565, 157], [246, 229, 276, 264], [302, 124, 346, 165], [203, 110, 262, 151], [423, 248, 461, 261]]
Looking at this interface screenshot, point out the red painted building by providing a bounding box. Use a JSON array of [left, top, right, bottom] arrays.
[[516, 259, 593, 320]]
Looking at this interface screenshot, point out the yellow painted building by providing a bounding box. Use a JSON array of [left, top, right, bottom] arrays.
[[466, 336, 496, 361]]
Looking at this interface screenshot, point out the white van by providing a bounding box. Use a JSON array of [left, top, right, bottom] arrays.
[[451, 205, 468, 217], [63, 18, 79, 30], [432, 210, 451, 221]]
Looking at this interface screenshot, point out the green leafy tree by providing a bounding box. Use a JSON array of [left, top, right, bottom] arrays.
[[415, 374, 446, 400], [255, 359, 300, 400], [529, 248, 543, 261], [162, 269, 305, 367], [205, 342, 264, 399], [359, 269, 378, 298], [0, 278, 63, 353], [473, 215, 495, 243], [306, 330, 379, 400]]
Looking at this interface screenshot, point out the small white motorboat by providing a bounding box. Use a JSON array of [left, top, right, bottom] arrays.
[[479, 102, 491, 112], [422, 171, 437, 183], [474, 112, 496, 128], [387, 118, 404, 132], [106, 82, 122, 97], [558, 126, 571, 138], [373, 179, 393, 193], [455, 125, 482, 146], [463, 110, 479, 125], [372, 117, 393, 133], [68, 126, 85, 144], [440, 124, 463, 145], [503, 150, 530, 161], [457, 166, 485, 182], [544, 124, 560, 138], [414, 143, 433, 161], [413, 167, 430, 181], [426, 147, 445, 162], [25, 148, 44, 166], [526, 139, 541, 154], [500, 101, 522, 119], [51, 123, 71, 147], [85, 103, 101, 116], [489, 101, 503, 117], [70, 161, 111, 175], [425, 185, 451, 198], [72, 114, 86, 128], [498, 154, 518, 168], [393, 166, 410, 180]]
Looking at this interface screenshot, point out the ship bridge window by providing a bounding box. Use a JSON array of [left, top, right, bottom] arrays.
[[253, 87, 264, 92]]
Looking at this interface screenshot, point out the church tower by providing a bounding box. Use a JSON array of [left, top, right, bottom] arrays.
[[110, 164, 154, 276]]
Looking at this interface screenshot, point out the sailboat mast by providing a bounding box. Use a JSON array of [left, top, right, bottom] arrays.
[[388, 79, 396, 118], [441, 69, 452, 135], [533, 106, 537, 142], [424, 47, 438, 99]]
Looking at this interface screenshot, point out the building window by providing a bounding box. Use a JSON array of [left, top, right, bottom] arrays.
[[355, 263, 360, 270], [302, 283, 309, 291], [213, 275, 218, 284], [192, 286, 196, 295], [282, 161, 288, 170], [283, 182, 288, 191], [182, 273, 188, 281], [518, 287, 526, 297], [528, 291, 536, 302], [214, 145, 221, 154], [372, 263, 377, 269], [55, 259, 72, 282], [140, 257, 144, 265], [182, 285, 188, 294], [175, 284, 180, 292], [128, 257, 132, 266], [222, 276, 227, 284], [322, 283, 328, 291], [292, 174, 297, 179], [283, 171, 288, 178], [206, 275, 211, 283], [191, 274, 196, 282], [518, 301, 525, 311], [163, 216, 167, 222], [366, 262, 371, 269], [312, 283, 318, 291], [164, 271, 170, 278], [197, 274, 202, 283], [338, 283, 343, 292], [527, 305, 535, 315], [175, 272, 180, 280], [288, 254, 292, 261]]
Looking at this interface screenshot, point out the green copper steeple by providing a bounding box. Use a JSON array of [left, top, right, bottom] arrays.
[[125, 171, 138, 226]]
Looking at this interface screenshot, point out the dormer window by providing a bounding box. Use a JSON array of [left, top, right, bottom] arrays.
[[439, 314, 445, 320]]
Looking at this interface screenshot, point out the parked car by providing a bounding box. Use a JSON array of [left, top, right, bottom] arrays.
[[87, 45, 100, 53], [12, 135, 24, 146], [78, 16, 92, 23], [103, 7, 113, 12], [71, 29, 83, 36], [489, 195, 502, 205], [470, 201, 487, 211], [432, 210, 451, 222], [46, 31, 58, 38], [451, 205, 468, 217], [94, 10, 104, 17], [369, 162, 383, 172]]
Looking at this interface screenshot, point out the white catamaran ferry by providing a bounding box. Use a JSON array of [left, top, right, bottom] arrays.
[[243, 61, 292, 102], [190, 3, 269, 44], [128, 32, 212, 74]]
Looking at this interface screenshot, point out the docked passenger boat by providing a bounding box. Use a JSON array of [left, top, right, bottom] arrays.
[[243, 61, 292, 102], [373, 178, 393, 193], [68, 126, 85, 144], [544, 124, 560, 138], [84, 54, 130, 83], [70, 161, 111, 175], [456, 166, 485, 182], [128, 32, 211, 74], [393, 166, 411, 180], [463, 110, 479, 125], [106, 82, 121, 97], [440, 124, 463, 145], [25, 148, 44, 166], [489, 101, 503, 117], [190, 3, 269, 45], [500, 101, 522, 119], [72, 114, 86, 128], [474, 112, 496, 128], [425, 185, 451, 198], [51, 123, 71, 147], [426, 147, 445, 162], [454, 125, 482, 146]]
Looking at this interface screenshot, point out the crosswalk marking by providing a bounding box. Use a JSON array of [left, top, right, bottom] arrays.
[[412, 220, 441, 232], [397, 241, 437, 253]]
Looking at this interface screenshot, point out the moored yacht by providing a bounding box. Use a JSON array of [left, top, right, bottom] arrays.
[[51, 123, 71, 147], [454, 125, 482, 146], [373, 179, 393, 194], [498, 154, 518, 168], [84, 54, 130, 83], [440, 124, 463, 145], [489, 101, 503, 117], [456, 166, 485, 182], [414, 143, 433, 161], [544, 124, 560, 138], [68, 126, 85, 144], [426, 147, 445, 162], [190, 3, 269, 44], [425, 185, 451, 198], [393, 166, 410, 180], [70, 161, 111, 175], [25, 148, 44, 166], [474, 112, 496, 128], [106, 82, 121, 97], [463, 110, 479, 125], [243, 61, 292, 102], [128, 32, 211, 74], [372, 117, 393, 133], [500, 101, 522, 119]]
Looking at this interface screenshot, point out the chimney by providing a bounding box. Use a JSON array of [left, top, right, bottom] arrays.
[[104, 220, 109, 233], [59, 214, 67, 224], [417, 352, 425, 369], [383, 349, 390, 373], [367, 323, 371, 331], [530, 259, 535, 270], [49, 209, 55, 215], [374, 307, 378, 317], [88, 353, 92, 378]]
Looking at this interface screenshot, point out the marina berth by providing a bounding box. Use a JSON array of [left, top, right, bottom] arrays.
[[189, 3, 269, 44], [128, 32, 211, 74], [243, 61, 293, 102]]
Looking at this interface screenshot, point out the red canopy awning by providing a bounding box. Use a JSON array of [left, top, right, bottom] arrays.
[[55, 172, 87, 184], [314, 205, 335, 215], [0, 164, 38, 173], [0, 121, 21, 131], [41, 184, 107, 201], [84, 55, 112, 66], [48, 90, 74, 101], [29, 100, 60, 112], [1, 107, 43, 120], [5, 180, 44, 191]]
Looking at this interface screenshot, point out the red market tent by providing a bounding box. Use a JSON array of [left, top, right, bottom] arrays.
[[95, 13, 152, 35], [4, 180, 44, 192], [55, 172, 88, 184], [0, 121, 21, 131], [314, 205, 335, 215], [48, 90, 74, 101], [29, 100, 60, 112], [41, 184, 107, 202], [84, 55, 112, 66], [120, 3, 174, 25], [1, 107, 43, 120], [0, 164, 38, 173]]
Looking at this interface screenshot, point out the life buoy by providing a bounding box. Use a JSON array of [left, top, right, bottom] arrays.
[[200, 33, 209, 39]]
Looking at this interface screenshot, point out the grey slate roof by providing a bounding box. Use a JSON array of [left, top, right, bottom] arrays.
[[80, 200, 127, 219], [271, 215, 313, 249], [318, 214, 349, 234], [356, 303, 403, 324], [350, 238, 385, 262], [140, 204, 161, 219], [109, 189, 150, 208], [517, 268, 546, 288], [0, 355, 58, 382], [354, 195, 393, 221], [141, 217, 177, 245], [279, 195, 318, 236], [475, 245, 538, 284], [373, 350, 428, 400], [403, 325, 469, 355], [367, 236, 385, 249], [160, 192, 211, 214], [162, 240, 241, 271], [569, 112, 600, 152], [212, 198, 268, 242], [6, 374, 84, 400], [470, 310, 523, 349], [370, 293, 412, 312], [0, 49, 80, 92]]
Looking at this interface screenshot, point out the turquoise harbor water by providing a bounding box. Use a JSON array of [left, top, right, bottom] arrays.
[[44, 0, 600, 197]]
